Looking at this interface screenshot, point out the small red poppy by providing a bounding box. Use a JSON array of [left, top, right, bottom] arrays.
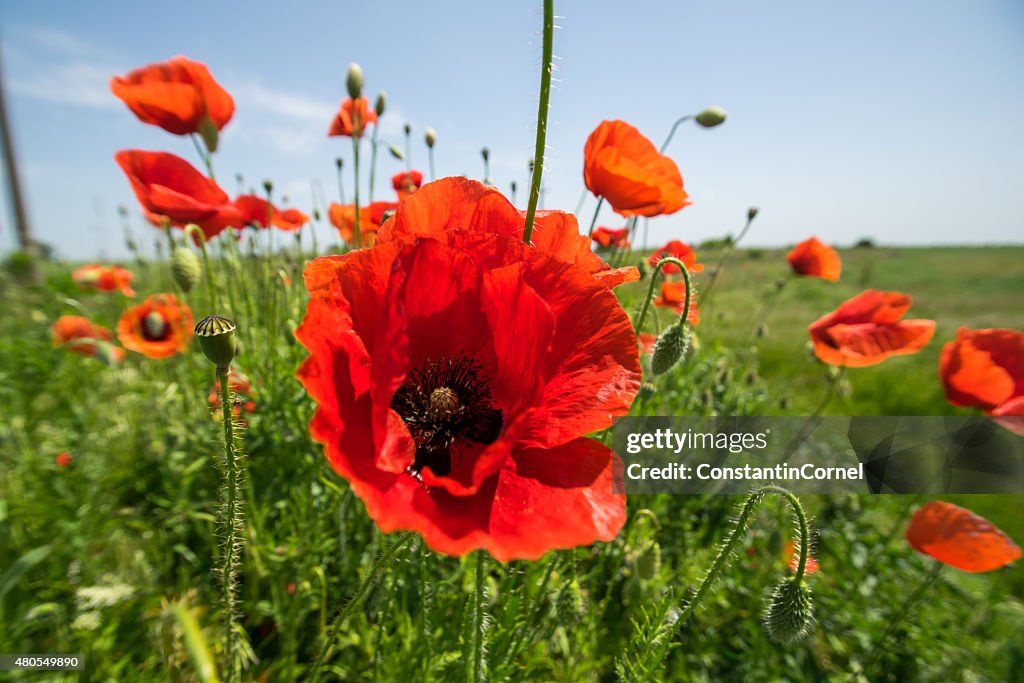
[[377, 177, 638, 288], [392, 170, 424, 200], [117, 293, 194, 359], [939, 327, 1024, 413], [72, 264, 136, 297], [328, 201, 397, 247], [638, 333, 656, 355], [115, 150, 243, 241], [654, 281, 700, 326], [808, 290, 935, 368], [591, 227, 631, 249], [787, 237, 841, 282], [906, 501, 1021, 572], [55, 452, 72, 467], [51, 315, 125, 363], [328, 97, 377, 138], [583, 120, 690, 218], [110, 56, 234, 136], [648, 240, 704, 275], [234, 195, 310, 232], [296, 231, 640, 560]]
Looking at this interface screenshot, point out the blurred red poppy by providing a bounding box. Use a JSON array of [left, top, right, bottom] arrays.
[[939, 327, 1024, 415], [110, 56, 234, 137], [328, 97, 376, 138], [583, 120, 690, 218], [808, 290, 934, 367], [654, 281, 700, 325], [72, 264, 136, 297], [648, 240, 704, 275], [115, 150, 242, 240], [377, 177, 638, 288], [209, 369, 257, 416], [787, 237, 841, 282], [51, 315, 125, 363], [296, 231, 640, 560], [591, 227, 631, 249], [638, 333, 656, 355], [117, 293, 194, 359], [392, 170, 424, 200], [55, 452, 72, 467], [783, 540, 820, 575], [906, 501, 1021, 572], [328, 201, 396, 246], [274, 208, 310, 232], [234, 195, 310, 232]]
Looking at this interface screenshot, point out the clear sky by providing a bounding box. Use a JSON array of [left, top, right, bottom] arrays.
[[1, 0, 1022, 260]]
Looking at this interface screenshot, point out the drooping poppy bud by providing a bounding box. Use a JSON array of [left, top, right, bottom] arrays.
[[635, 541, 661, 581], [748, 207, 759, 221], [389, 145, 405, 161], [651, 324, 689, 375], [172, 248, 202, 293], [695, 106, 727, 128], [762, 576, 814, 643], [346, 63, 364, 99], [195, 315, 236, 370]]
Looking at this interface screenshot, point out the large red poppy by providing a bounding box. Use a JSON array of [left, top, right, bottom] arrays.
[[117, 293, 194, 359], [51, 315, 125, 363], [296, 231, 640, 560], [648, 240, 704, 275], [110, 56, 234, 136], [583, 120, 690, 218], [906, 501, 1021, 573], [392, 170, 424, 200], [328, 97, 377, 138], [939, 327, 1024, 414], [328, 201, 397, 246], [72, 264, 136, 297], [808, 290, 935, 368], [377, 177, 638, 288], [787, 237, 841, 282], [235, 195, 310, 232], [115, 150, 243, 240], [591, 227, 631, 249], [654, 281, 700, 325]]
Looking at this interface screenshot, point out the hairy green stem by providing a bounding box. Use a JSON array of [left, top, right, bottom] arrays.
[[469, 550, 487, 682], [522, 0, 554, 245], [634, 256, 691, 334], [217, 366, 242, 683]]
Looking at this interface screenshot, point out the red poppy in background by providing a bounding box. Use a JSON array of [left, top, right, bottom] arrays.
[[72, 264, 136, 297], [328, 201, 397, 246], [117, 293, 194, 359], [328, 97, 377, 138], [808, 290, 935, 367], [787, 237, 842, 282], [209, 369, 257, 416], [392, 170, 424, 200], [591, 227, 631, 249], [55, 452, 72, 467], [906, 501, 1021, 572], [583, 120, 690, 218], [110, 56, 234, 136], [654, 281, 700, 325], [377, 177, 638, 288], [115, 150, 243, 240], [783, 539, 820, 576], [274, 207, 310, 232], [648, 240, 704, 275], [51, 315, 125, 363], [939, 327, 1024, 417], [638, 333, 656, 355], [234, 195, 310, 232], [296, 231, 640, 560]]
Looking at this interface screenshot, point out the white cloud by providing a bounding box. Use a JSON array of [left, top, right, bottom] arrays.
[[9, 61, 118, 109], [231, 81, 335, 123]]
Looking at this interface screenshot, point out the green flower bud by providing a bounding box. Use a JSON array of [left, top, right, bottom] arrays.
[[195, 315, 237, 370], [481, 147, 490, 162], [748, 206, 760, 221], [374, 90, 387, 116], [263, 179, 273, 196], [346, 62, 364, 99], [389, 144, 405, 161], [198, 115, 219, 152], [763, 576, 814, 644], [695, 105, 727, 128], [404, 123, 412, 136], [555, 578, 584, 623], [635, 541, 661, 581], [171, 248, 202, 293], [424, 127, 437, 148], [651, 324, 689, 375], [335, 157, 344, 170]]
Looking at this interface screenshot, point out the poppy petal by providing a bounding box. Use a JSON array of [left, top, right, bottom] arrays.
[[907, 501, 1021, 572]]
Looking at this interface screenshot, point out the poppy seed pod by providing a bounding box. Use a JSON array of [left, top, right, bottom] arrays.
[[195, 315, 236, 370], [346, 63, 364, 99], [762, 576, 814, 643], [171, 248, 202, 293], [374, 90, 387, 116], [424, 127, 437, 148], [695, 106, 727, 128], [651, 324, 688, 375], [389, 144, 405, 161]]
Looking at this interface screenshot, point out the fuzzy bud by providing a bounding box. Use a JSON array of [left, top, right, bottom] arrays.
[[635, 541, 661, 581], [481, 147, 490, 162], [651, 324, 688, 375], [171, 248, 202, 293], [335, 157, 344, 170], [424, 127, 437, 148], [263, 180, 273, 196], [346, 63, 364, 99], [695, 105, 727, 128], [389, 144, 405, 161], [555, 578, 584, 623], [374, 90, 387, 116], [762, 576, 814, 644], [195, 315, 237, 370], [748, 207, 759, 221], [404, 123, 412, 136]]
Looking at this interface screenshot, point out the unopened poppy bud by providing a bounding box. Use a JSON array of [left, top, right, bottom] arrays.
[[755, 324, 767, 338], [635, 541, 661, 581], [171, 248, 202, 293], [555, 578, 584, 623], [195, 315, 237, 370], [263, 180, 273, 196], [381, 209, 396, 224], [762, 576, 814, 643], [374, 90, 387, 116], [748, 207, 759, 221], [198, 115, 219, 153], [424, 127, 437, 148], [389, 145, 405, 161], [404, 123, 412, 136], [510, 181, 517, 193], [651, 324, 689, 375], [638, 381, 657, 403], [481, 147, 490, 162], [346, 62, 364, 99], [695, 105, 727, 128], [313, 209, 322, 221], [335, 157, 344, 170]]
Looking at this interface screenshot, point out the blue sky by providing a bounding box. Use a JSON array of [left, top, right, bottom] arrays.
[[1, 0, 1022, 259]]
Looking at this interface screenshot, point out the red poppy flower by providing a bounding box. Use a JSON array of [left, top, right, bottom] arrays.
[[274, 207, 310, 232], [654, 281, 700, 325], [648, 240, 704, 275], [209, 369, 257, 416], [51, 315, 125, 363], [328, 201, 397, 246], [296, 231, 640, 560], [787, 237, 841, 282], [234, 195, 310, 232], [591, 227, 631, 249], [808, 290, 935, 368], [583, 120, 690, 218], [939, 327, 1024, 415], [117, 293, 194, 359], [72, 264, 136, 297], [115, 150, 243, 241], [110, 56, 234, 136], [377, 177, 639, 288], [55, 452, 72, 467], [392, 170, 424, 200], [906, 501, 1021, 572], [638, 333, 656, 355], [328, 97, 377, 138]]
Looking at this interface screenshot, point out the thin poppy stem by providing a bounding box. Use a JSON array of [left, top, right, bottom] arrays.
[[405, 127, 412, 171], [369, 125, 380, 202], [469, 550, 488, 682], [659, 114, 694, 153], [191, 133, 216, 180], [428, 147, 436, 182], [634, 256, 691, 335], [575, 187, 588, 217], [743, 274, 793, 345], [335, 162, 346, 205], [352, 136, 362, 248], [811, 366, 845, 417], [586, 196, 605, 238], [522, 0, 554, 245], [216, 366, 242, 683], [698, 210, 757, 308]]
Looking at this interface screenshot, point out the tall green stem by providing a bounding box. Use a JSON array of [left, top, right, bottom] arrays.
[[659, 114, 693, 153], [522, 0, 554, 245], [369, 126, 380, 202], [468, 551, 488, 682], [699, 210, 756, 307], [217, 366, 242, 683], [352, 137, 362, 247], [586, 196, 604, 238], [634, 256, 691, 334]]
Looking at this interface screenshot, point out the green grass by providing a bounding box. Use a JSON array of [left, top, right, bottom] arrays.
[[0, 244, 1022, 682]]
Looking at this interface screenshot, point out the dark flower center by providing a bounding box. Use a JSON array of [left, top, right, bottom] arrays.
[[142, 311, 171, 341], [391, 354, 503, 479]]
